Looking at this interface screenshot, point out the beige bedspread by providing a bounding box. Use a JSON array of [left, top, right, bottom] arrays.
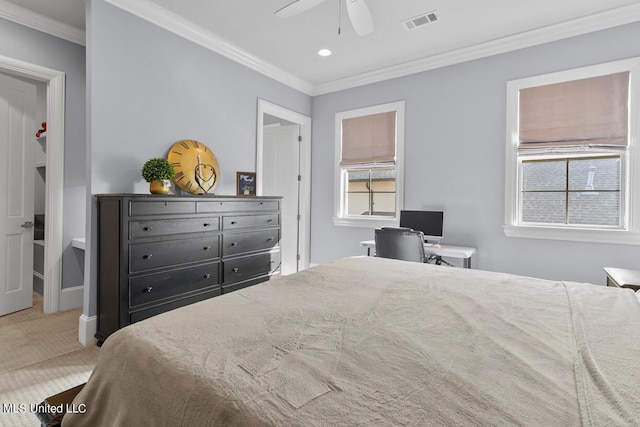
[[64, 256, 640, 426]]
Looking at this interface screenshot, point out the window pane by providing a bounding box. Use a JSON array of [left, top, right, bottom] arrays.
[[370, 168, 396, 180], [568, 157, 620, 191], [568, 192, 620, 226], [372, 192, 395, 216], [522, 160, 566, 191], [370, 180, 396, 191], [522, 192, 565, 223], [347, 193, 370, 216], [521, 156, 621, 225], [345, 167, 396, 217], [347, 179, 368, 192]]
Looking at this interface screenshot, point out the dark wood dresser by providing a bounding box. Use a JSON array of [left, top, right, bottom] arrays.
[[96, 194, 281, 344]]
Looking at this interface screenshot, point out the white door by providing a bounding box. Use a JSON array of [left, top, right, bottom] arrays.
[[0, 73, 36, 316], [263, 124, 300, 275]]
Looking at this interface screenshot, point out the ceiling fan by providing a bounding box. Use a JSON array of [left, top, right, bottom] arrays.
[[275, 0, 374, 36]]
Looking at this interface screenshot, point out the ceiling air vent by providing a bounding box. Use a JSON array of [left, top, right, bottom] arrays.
[[403, 10, 439, 30]]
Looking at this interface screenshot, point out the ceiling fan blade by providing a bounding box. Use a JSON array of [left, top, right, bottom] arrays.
[[345, 0, 374, 36], [275, 0, 327, 19]]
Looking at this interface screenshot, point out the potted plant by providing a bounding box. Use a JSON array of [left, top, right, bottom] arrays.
[[142, 157, 175, 195]]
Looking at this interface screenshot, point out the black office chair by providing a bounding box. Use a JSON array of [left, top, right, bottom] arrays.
[[374, 227, 427, 263]]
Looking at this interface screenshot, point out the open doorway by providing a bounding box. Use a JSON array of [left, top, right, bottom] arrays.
[[0, 54, 65, 315], [256, 99, 311, 274]]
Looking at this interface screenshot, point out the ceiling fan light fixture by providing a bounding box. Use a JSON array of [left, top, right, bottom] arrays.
[[275, 0, 375, 37], [318, 48, 332, 57], [345, 0, 374, 36]]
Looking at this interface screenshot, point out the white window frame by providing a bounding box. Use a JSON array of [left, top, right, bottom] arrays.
[[504, 57, 640, 244], [334, 101, 405, 228]]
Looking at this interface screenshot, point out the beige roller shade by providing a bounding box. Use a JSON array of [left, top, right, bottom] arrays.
[[519, 72, 629, 151], [341, 111, 396, 165]]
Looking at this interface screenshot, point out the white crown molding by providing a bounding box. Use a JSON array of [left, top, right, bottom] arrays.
[[16, 0, 637, 96], [105, 0, 314, 95], [0, 0, 85, 46], [105, 1, 640, 96], [313, 3, 640, 95]]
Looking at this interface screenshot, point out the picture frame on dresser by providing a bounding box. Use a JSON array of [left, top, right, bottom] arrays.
[[236, 171, 256, 196]]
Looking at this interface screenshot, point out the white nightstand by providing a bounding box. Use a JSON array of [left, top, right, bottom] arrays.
[[604, 267, 640, 291]]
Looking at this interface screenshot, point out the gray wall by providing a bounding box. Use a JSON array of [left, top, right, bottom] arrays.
[[0, 17, 86, 290], [311, 22, 640, 285], [85, 0, 312, 315]]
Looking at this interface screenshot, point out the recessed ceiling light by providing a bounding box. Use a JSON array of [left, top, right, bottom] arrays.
[[318, 49, 332, 57]]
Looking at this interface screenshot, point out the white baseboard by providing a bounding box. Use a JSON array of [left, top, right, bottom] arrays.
[[59, 285, 83, 311], [78, 314, 97, 346]]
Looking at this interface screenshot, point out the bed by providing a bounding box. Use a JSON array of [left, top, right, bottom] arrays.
[[63, 256, 640, 426]]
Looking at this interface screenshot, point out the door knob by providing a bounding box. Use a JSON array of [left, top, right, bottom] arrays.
[[21, 221, 34, 229]]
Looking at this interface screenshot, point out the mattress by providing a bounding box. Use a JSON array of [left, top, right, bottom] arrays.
[[64, 256, 640, 426]]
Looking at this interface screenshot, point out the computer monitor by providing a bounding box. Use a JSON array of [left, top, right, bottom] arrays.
[[399, 210, 444, 243]]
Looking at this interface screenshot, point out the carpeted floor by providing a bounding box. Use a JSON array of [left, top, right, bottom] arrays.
[[0, 294, 99, 427]]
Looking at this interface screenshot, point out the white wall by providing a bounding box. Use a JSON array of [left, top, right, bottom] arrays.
[[0, 17, 86, 290], [85, 0, 312, 316], [311, 22, 640, 285]]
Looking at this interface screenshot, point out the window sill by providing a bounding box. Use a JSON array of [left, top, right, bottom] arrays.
[[333, 216, 398, 229], [503, 224, 640, 245]]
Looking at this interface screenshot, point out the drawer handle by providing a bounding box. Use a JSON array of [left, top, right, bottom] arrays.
[[231, 221, 237, 225], [143, 286, 153, 293], [143, 226, 152, 231], [143, 254, 152, 260], [232, 267, 239, 273], [267, 237, 274, 242], [203, 223, 211, 227], [204, 273, 211, 279], [231, 242, 238, 246], [203, 246, 211, 251], [266, 219, 273, 223]]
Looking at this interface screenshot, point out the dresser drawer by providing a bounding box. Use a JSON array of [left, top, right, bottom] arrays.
[[223, 250, 280, 285], [130, 217, 219, 238], [129, 200, 195, 216], [197, 200, 279, 213], [129, 262, 220, 308], [223, 214, 279, 230], [130, 236, 219, 272], [223, 229, 279, 256]]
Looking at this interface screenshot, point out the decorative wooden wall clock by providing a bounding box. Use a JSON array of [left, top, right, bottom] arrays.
[[167, 139, 220, 194]]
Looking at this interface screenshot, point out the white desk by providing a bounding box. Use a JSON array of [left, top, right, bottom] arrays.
[[360, 240, 477, 268]]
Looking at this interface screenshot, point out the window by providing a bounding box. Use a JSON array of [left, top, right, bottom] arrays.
[[334, 101, 405, 227], [521, 156, 621, 226], [505, 58, 640, 244]]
